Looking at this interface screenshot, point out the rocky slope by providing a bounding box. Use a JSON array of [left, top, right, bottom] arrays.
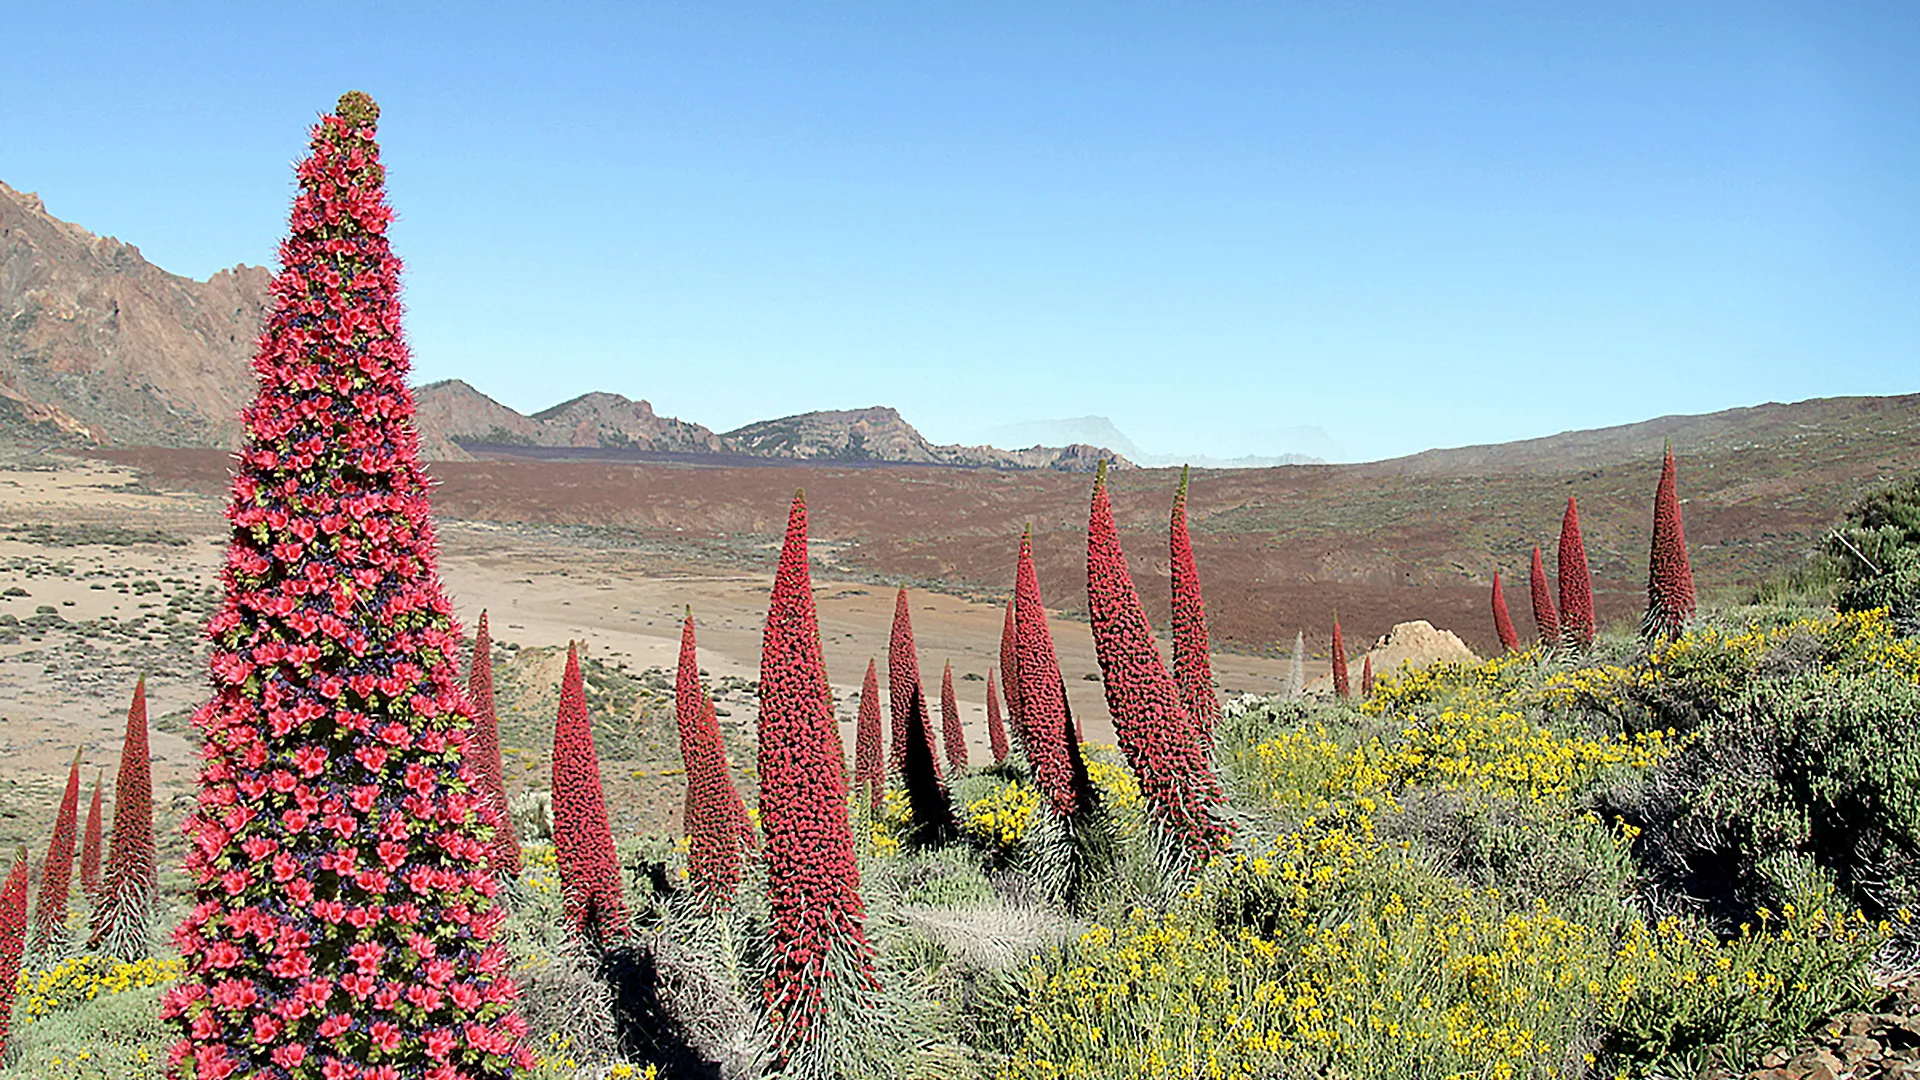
[[1, 181, 269, 448], [722, 406, 1119, 471]]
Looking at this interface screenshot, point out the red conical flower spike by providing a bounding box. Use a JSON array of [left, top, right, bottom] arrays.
[[80, 770, 103, 902], [468, 611, 521, 878], [28, 748, 82, 964], [758, 492, 878, 1061], [1643, 444, 1697, 642], [90, 678, 157, 961], [1169, 466, 1221, 746], [855, 659, 885, 811], [1529, 545, 1560, 645], [676, 608, 705, 826], [687, 689, 755, 906], [999, 596, 1027, 757], [1016, 528, 1082, 817], [887, 588, 932, 776], [678, 612, 754, 907], [1558, 496, 1596, 649], [1086, 465, 1232, 861], [1360, 655, 1374, 699], [941, 661, 967, 773], [468, 613, 519, 876], [1491, 571, 1520, 654], [553, 642, 628, 946], [0, 847, 30, 1062], [984, 668, 1009, 765], [1331, 618, 1351, 699], [162, 93, 529, 1079], [887, 588, 941, 780]]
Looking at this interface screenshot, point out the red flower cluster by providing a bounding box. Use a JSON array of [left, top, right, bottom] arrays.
[[1331, 619, 1351, 700], [466, 612, 520, 878], [81, 770, 103, 903], [1169, 467, 1220, 746], [677, 613, 755, 907], [1490, 572, 1521, 654], [999, 597, 1027, 758], [1085, 468, 1232, 861], [984, 668, 1009, 765], [0, 847, 28, 1061], [90, 678, 158, 961], [757, 493, 877, 1056], [29, 750, 81, 964], [1559, 497, 1596, 649], [1360, 655, 1374, 700], [1530, 546, 1560, 645], [1643, 445, 1696, 642], [165, 93, 528, 1080], [552, 643, 628, 946], [1015, 529, 1083, 817], [855, 659, 885, 812], [941, 662, 967, 773]]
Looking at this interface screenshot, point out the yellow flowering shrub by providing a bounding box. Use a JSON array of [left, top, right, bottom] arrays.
[[996, 611, 1902, 1079], [964, 780, 1040, 862], [18, 955, 185, 1022]]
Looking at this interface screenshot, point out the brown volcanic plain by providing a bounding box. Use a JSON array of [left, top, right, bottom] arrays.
[[97, 388, 1920, 661]]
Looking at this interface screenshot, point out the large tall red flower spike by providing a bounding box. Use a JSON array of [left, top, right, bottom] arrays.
[[1331, 618, 1351, 699], [758, 492, 878, 1061], [999, 596, 1028, 757], [855, 659, 885, 812], [1529, 545, 1560, 645], [887, 588, 943, 781], [984, 668, 1009, 765], [688, 690, 754, 905], [90, 678, 157, 961], [1491, 571, 1521, 654], [552, 642, 628, 947], [1169, 466, 1221, 747], [1360, 655, 1375, 700], [678, 613, 755, 907], [887, 588, 912, 773], [1015, 528, 1083, 817], [1086, 466, 1232, 862], [80, 770, 104, 903], [0, 847, 29, 1062], [468, 612, 521, 878], [28, 748, 81, 964], [1642, 444, 1697, 642], [676, 608, 705, 825], [941, 662, 967, 773], [162, 93, 528, 1080], [1558, 496, 1596, 649]]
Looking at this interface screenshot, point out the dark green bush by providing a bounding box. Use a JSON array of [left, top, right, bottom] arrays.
[[1612, 669, 1920, 935]]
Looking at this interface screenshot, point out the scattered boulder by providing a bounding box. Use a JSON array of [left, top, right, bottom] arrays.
[[1306, 620, 1480, 695]]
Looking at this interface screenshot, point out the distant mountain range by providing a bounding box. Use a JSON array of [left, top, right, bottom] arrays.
[[8, 178, 1915, 481], [0, 180, 1119, 471], [975, 416, 1333, 468]]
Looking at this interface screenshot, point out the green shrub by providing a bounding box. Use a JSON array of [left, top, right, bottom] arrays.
[[1829, 472, 1920, 633], [1614, 668, 1920, 936]]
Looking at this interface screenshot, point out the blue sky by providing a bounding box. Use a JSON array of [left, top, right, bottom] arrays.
[[5, 3, 1915, 461]]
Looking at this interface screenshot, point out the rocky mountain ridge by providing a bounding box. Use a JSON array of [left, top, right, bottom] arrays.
[[1, 180, 1120, 471]]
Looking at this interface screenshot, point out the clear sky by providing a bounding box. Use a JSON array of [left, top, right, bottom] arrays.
[[5, 2, 1915, 462]]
